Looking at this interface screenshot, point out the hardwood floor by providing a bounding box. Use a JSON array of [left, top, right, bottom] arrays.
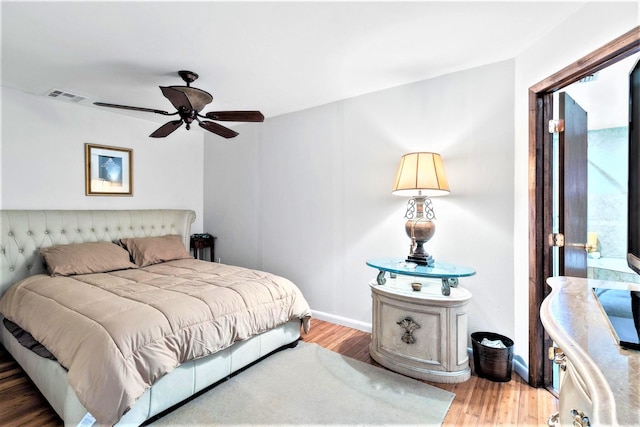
[[304, 320, 558, 426], [0, 319, 557, 426]]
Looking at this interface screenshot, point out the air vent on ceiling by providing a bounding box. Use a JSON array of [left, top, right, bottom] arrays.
[[45, 89, 87, 103], [578, 73, 599, 83]]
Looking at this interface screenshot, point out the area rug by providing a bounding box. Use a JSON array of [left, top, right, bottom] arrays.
[[150, 341, 455, 426]]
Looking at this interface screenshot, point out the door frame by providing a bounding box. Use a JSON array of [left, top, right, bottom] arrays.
[[528, 26, 640, 387]]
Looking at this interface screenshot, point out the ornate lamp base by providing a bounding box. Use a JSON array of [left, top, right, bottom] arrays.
[[405, 211, 436, 266], [406, 253, 434, 266]]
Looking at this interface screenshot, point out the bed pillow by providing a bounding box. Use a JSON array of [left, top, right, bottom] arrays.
[[40, 241, 138, 276], [120, 234, 192, 267]]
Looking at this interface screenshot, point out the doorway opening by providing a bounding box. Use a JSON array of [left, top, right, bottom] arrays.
[[558, 54, 640, 285], [528, 27, 640, 389], [547, 53, 640, 390]]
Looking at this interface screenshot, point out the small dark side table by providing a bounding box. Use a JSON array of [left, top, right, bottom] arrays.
[[190, 234, 216, 262]]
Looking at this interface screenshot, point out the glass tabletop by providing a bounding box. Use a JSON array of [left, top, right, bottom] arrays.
[[366, 257, 476, 278]]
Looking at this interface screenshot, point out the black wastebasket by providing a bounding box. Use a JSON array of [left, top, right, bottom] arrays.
[[471, 331, 514, 382]]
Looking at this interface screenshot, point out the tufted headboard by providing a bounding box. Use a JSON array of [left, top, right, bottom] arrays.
[[0, 209, 196, 296]]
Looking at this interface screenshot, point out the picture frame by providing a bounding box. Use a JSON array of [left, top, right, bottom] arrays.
[[85, 143, 133, 196]]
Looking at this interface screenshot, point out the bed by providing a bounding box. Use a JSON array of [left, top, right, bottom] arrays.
[[0, 209, 311, 426]]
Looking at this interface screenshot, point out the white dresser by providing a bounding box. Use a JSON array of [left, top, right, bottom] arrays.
[[369, 276, 472, 383], [541, 276, 640, 426]]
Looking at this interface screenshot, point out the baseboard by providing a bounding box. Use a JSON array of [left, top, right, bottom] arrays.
[[311, 310, 372, 333], [513, 357, 528, 381]]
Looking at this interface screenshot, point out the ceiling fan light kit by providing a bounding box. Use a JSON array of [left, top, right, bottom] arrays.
[[94, 70, 264, 139], [167, 86, 212, 113]]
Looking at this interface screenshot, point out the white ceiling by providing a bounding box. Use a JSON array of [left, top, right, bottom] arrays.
[[563, 52, 639, 130], [0, 1, 619, 128]]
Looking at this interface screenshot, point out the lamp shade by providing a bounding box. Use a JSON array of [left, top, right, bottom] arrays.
[[392, 152, 450, 197]]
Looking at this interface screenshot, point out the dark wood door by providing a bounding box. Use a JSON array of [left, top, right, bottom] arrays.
[[558, 92, 589, 277]]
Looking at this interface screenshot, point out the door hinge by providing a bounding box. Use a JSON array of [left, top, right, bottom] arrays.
[[548, 119, 565, 133], [549, 233, 565, 247]]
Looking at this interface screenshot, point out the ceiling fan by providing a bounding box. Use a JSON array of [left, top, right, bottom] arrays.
[[94, 70, 264, 139]]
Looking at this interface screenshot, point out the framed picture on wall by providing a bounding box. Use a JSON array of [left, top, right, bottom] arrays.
[[85, 143, 133, 196]]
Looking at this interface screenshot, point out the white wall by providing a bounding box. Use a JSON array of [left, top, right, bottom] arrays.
[[204, 1, 638, 377], [1, 87, 205, 231], [204, 60, 516, 338], [512, 2, 639, 371]]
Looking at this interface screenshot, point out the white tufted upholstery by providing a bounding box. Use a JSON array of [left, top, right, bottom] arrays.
[[0, 210, 195, 296]]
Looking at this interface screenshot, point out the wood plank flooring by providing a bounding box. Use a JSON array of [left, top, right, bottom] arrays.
[[303, 320, 558, 426], [0, 319, 557, 426]]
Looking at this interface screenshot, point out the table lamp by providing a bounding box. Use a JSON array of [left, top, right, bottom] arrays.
[[392, 152, 449, 266]]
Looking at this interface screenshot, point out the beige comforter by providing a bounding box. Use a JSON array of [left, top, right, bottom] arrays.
[[0, 258, 312, 426]]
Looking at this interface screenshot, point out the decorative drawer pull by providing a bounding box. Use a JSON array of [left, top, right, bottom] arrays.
[[547, 412, 559, 427], [554, 354, 567, 371], [549, 347, 567, 371], [397, 316, 420, 344], [570, 409, 590, 427]]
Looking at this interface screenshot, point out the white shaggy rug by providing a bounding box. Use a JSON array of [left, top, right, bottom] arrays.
[[150, 341, 455, 426]]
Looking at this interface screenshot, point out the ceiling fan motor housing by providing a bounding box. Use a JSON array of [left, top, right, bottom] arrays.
[[178, 107, 197, 129]]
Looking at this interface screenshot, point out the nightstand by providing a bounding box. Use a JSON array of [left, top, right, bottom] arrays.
[[190, 234, 216, 261], [367, 258, 474, 383]]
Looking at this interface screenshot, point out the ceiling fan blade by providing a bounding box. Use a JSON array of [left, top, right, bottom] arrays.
[[94, 102, 172, 116], [205, 111, 265, 122], [150, 120, 184, 138], [199, 121, 239, 139], [160, 86, 193, 111]]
